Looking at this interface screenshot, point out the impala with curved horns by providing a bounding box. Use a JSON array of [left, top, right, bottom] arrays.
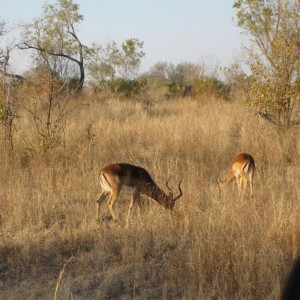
[[97, 163, 183, 222], [217, 153, 255, 197]]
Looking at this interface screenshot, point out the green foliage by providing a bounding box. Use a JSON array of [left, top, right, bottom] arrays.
[[107, 77, 147, 98], [120, 39, 145, 79], [233, 0, 300, 128], [161, 62, 202, 98], [88, 38, 145, 87], [166, 77, 231, 100], [192, 77, 231, 100], [20, 0, 91, 90], [147, 61, 231, 100], [88, 41, 120, 84], [27, 0, 84, 54], [148, 62, 231, 100], [166, 82, 192, 98]]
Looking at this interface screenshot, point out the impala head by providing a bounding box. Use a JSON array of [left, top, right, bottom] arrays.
[[165, 177, 183, 209], [216, 177, 224, 192]]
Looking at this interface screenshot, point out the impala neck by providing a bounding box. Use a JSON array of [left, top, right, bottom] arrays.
[[222, 171, 235, 187], [143, 182, 170, 209]]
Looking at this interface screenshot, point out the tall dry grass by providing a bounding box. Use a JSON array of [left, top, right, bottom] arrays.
[[0, 95, 299, 299]]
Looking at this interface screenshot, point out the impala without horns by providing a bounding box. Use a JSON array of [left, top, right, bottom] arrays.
[[97, 163, 183, 222], [217, 153, 255, 197]]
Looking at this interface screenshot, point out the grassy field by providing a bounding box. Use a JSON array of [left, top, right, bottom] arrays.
[[0, 95, 299, 299]]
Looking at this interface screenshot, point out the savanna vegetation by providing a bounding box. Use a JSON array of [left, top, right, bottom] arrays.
[[1, 93, 300, 299], [0, 0, 300, 299]]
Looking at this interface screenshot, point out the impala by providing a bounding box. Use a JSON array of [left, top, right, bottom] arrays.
[[96, 163, 183, 222], [217, 153, 255, 197]]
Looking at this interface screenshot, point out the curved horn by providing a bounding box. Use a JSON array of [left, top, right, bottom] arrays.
[[172, 179, 183, 202], [166, 176, 172, 192]]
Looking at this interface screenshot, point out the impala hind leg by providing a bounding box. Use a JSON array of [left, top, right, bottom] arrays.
[[249, 171, 254, 197], [235, 174, 242, 195], [97, 191, 109, 219], [240, 172, 248, 197]]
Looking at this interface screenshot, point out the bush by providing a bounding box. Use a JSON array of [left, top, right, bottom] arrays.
[[192, 77, 231, 100], [166, 81, 193, 98], [108, 77, 147, 98], [166, 77, 231, 100]]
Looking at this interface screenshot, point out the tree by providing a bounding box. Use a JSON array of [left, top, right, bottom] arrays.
[[0, 19, 23, 152], [0, 18, 24, 83], [88, 38, 145, 87], [147, 62, 230, 99], [22, 66, 71, 151], [88, 41, 121, 87], [233, 0, 300, 129], [88, 39, 145, 98], [0, 18, 7, 70], [19, 0, 91, 91], [147, 62, 171, 83], [119, 39, 145, 79]]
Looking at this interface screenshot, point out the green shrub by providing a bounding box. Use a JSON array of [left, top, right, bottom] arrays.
[[108, 77, 147, 98], [192, 77, 231, 100], [166, 77, 231, 100], [166, 81, 193, 98]]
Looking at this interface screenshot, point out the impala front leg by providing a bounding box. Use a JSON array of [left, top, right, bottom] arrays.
[[97, 191, 109, 220], [108, 191, 119, 221], [126, 190, 139, 225]]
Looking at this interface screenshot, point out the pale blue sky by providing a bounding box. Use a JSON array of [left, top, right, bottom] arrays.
[[2, 0, 246, 73]]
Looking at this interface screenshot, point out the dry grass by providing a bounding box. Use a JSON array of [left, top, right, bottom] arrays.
[[0, 95, 299, 299]]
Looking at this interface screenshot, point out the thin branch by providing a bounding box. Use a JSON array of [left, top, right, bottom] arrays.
[[17, 42, 81, 65], [0, 69, 24, 83]]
